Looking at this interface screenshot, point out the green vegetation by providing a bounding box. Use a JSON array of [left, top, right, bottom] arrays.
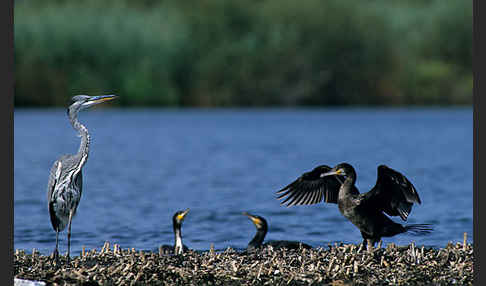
[[14, 0, 472, 107]]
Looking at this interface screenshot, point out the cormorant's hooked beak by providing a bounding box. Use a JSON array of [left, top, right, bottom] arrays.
[[242, 212, 262, 228], [320, 169, 344, 178], [242, 212, 254, 219], [81, 94, 118, 109], [177, 208, 190, 222]]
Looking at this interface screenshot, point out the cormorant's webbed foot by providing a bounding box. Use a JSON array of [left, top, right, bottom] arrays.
[[362, 238, 374, 253]]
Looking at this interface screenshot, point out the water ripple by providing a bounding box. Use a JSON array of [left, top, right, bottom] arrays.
[[15, 108, 473, 254]]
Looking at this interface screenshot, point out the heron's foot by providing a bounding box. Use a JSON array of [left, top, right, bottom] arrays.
[[51, 249, 60, 265], [66, 253, 71, 264]]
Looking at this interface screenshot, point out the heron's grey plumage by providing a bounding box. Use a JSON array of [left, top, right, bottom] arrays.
[[47, 94, 116, 261], [47, 155, 84, 231]]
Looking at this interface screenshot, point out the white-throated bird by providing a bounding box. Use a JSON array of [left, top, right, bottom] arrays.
[[160, 209, 190, 255]]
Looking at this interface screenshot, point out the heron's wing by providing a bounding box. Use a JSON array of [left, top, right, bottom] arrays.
[[75, 169, 83, 197], [276, 165, 344, 206], [47, 159, 64, 230], [361, 165, 421, 221], [47, 160, 63, 203], [47, 155, 84, 203]]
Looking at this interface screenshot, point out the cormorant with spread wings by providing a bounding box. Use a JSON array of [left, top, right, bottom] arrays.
[[276, 163, 432, 248]]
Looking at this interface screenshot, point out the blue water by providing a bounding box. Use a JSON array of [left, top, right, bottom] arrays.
[[14, 108, 473, 255]]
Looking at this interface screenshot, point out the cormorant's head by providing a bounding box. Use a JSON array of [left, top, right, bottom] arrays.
[[67, 94, 117, 115], [242, 212, 268, 232], [377, 165, 390, 173], [320, 162, 355, 178], [309, 165, 332, 177], [172, 208, 190, 229]]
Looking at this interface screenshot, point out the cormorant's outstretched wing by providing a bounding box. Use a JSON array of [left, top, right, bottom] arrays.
[[362, 165, 421, 221], [276, 165, 347, 207]]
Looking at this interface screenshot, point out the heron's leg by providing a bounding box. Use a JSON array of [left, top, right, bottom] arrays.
[[53, 229, 59, 261], [67, 209, 74, 263]]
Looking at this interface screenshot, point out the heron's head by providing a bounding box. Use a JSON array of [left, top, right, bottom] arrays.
[[320, 162, 355, 178], [243, 212, 268, 232], [172, 208, 190, 228], [68, 94, 118, 114]]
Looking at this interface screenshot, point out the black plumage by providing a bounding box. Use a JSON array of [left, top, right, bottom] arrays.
[[277, 163, 432, 248], [243, 212, 312, 251], [160, 209, 190, 255]]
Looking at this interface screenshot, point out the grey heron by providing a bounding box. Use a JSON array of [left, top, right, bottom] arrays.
[[47, 94, 117, 261], [276, 163, 432, 248], [160, 209, 190, 255], [242, 212, 312, 251]]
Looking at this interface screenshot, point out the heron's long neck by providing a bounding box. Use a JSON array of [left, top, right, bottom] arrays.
[[174, 227, 184, 254], [69, 112, 90, 160]]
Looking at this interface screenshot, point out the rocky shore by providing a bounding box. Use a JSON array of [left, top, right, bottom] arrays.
[[14, 240, 473, 285]]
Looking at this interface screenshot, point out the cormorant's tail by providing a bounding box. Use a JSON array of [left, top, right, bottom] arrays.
[[404, 224, 433, 235]]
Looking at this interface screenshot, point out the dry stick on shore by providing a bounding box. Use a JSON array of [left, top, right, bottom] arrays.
[[463, 232, 467, 251], [14, 236, 473, 285]]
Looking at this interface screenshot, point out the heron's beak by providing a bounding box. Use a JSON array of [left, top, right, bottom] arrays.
[[82, 94, 118, 108], [177, 208, 190, 221]]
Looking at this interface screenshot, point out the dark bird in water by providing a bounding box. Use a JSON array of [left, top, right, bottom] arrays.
[[276, 163, 432, 248], [243, 212, 312, 251], [160, 209, 190, 255], [47, 94, 117, 261]]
